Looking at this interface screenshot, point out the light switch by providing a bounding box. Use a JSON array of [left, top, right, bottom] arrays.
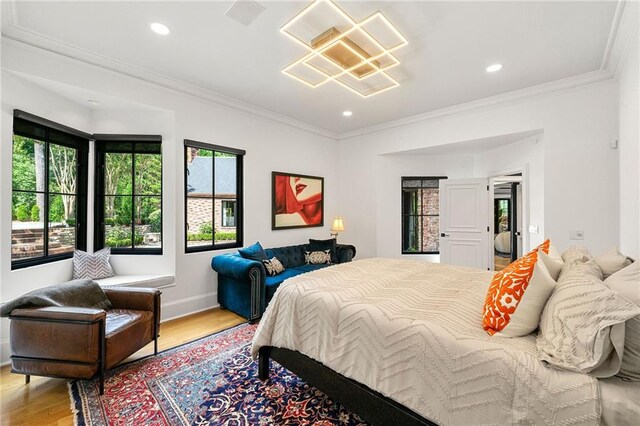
[[529, 225, 539, 234], [569, 230, 584, 240]]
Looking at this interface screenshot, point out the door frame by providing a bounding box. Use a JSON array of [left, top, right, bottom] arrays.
[[488, 164, 529, 270]]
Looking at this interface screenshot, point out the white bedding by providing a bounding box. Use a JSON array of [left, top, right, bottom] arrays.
[[252, 258, 602, 425]]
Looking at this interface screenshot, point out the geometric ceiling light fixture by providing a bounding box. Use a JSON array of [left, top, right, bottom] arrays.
[[280, 0, 408, 98]]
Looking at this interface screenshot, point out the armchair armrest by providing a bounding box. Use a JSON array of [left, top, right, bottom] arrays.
[[211, 254, 266, 283], [336, 244, 356, 263], [103, 287, 161, 312], [10, 306, 105, 323]]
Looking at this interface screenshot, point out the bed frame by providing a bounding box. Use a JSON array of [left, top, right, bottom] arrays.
[[258, 346, 437, 426]]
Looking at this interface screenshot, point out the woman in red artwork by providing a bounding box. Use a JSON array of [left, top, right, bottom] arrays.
[[274, 175, 322, 226]]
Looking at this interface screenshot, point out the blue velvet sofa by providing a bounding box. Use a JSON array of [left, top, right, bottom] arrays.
[[211, 243, 356, 321]]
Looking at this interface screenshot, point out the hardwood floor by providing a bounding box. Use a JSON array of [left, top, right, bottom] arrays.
[[0, 308, 245, 426]]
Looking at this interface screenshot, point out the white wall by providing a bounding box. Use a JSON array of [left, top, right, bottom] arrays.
[[0, 41, 339, 363], [339, 81, 619, 258], [617, 31, 640, 259]]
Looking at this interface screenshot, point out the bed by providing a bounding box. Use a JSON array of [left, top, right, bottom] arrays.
[[251, 258, 639, 425]]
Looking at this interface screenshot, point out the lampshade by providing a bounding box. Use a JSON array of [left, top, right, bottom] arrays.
[[331, 217, 345, 232]]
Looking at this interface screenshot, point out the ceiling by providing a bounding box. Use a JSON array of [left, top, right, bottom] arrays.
[[1, 1, 619, 135]]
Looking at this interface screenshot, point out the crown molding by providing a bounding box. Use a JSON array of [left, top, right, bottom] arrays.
[[338, 69, 614, 140], [604, 0, 639, 78], [1, 22, 339, 140]]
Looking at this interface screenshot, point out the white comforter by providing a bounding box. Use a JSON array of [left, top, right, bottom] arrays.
[[251, 258, 600, 425]]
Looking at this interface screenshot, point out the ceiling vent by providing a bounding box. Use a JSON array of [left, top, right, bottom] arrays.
[[225, 0, 265, 27]]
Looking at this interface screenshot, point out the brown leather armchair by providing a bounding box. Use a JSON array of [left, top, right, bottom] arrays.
[[9, 287, 161, 394]]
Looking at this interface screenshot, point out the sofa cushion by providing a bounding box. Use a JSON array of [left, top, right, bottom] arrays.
[[265, 245, 307, 268], [239, 242, 268, 261], [265, 269, 302, 288]]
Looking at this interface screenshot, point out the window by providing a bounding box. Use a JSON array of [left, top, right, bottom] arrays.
[[185, 140, 245, 253], [401, 177, 446, 254], [11, 110, 89, 269], [94, 135, 163, 254]]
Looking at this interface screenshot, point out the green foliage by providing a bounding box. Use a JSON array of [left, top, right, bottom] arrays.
[[49, 196, 65, 222], [186, 231, 236, 242], [30, 205, 40, 221], [199, 222, 213, 234], [149, 209, 162, 233], [105, 226, 144, 247], [16, 205, 29, 222], [66, 218, 76, 227]]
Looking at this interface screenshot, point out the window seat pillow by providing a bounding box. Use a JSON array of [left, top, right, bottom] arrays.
[[95, 274, 175, 289]]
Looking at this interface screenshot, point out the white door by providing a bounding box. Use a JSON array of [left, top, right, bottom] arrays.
[[439, 178, 490, 269]]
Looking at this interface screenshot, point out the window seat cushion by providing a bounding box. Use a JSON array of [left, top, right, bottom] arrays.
[[95, 274, 175, 289]]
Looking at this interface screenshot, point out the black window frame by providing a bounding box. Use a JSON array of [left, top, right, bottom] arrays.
[[11, 110, 90, 270], [184, 139, 245, 254], [401, 176, 447, 255], [94, 134, 163, 255]]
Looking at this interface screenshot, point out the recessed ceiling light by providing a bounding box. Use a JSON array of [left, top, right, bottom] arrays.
[[342, 111, 353, 117], [87, 100, 100, 106], [150, 22, 170, 35], [486, 63, 503, 73]]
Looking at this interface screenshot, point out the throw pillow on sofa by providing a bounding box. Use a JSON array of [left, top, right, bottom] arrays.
[[239, 242, 268, 261], [73, 248, 115, 280], [305, 250, 331, 265], [595, 247, 633, 278], [263, 257, 285, 276], [309, 238, 337, 262]]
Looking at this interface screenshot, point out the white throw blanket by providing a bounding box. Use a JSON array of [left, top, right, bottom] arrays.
[[252, 258, 600, 425]]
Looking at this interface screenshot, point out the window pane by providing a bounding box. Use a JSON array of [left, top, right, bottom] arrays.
[[105, 153, 132, 195], [214, 154, 237, 244], [48, 144, 77, 194], [423, 188, 439, 215], [186, 197, 213, 247], [402, 179, 421, 188], [135, 153, 162, 195], [402, 215, 422, 253], [49, 194, 76, 255], [105, 195, 132, 248], [423, 216, 439, 253], [186, 152, 212, 196], [12, 192, 44, 260], [135, 196, 162, 248], [402, 189, 421, 215], [422, 179, 439, 188], [12, 135, 45, 192]]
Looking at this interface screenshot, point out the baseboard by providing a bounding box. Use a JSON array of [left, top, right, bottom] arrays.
[[0, 292, 219, 366], [160, 292, 217, 323]]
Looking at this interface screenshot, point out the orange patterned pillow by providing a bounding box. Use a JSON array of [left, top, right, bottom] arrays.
[[482, 240, 556, 337]]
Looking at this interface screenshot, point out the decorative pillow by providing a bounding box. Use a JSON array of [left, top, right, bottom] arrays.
[[561, 245, 594, 264], [238, 242, 268, 261], [605, 261, 640, 381], [537, 264, 640, 378], [595, 247, 633, 279], [305, 250, 331, 265], [262, 257, 285, 276], [309, 238, 337, 262], [73, 248, 115, 280], [483, 240, 556, 337], [538, 241, 564, 281]]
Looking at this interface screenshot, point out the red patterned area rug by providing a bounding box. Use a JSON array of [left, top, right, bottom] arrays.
[[69, 323, 368, 425]]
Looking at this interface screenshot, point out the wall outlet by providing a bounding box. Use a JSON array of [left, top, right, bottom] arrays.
[[529, 225, 539, 234], [569, 229, 584, 240]]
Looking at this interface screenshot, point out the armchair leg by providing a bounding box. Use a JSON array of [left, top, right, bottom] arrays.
[[99, 375, 104, 395], [154, 336, 158, 355], [25, 374, 30, 384]]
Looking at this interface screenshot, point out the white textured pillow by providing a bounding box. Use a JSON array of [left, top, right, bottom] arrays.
[[538, 242, 564, 281], [305, 250, 331, 265], [605, 261, 640, 381], [537, 265, 640, 377], [561, 245, 594, 264], [73, 248, 115, 280], [596, 247, 633, 279]]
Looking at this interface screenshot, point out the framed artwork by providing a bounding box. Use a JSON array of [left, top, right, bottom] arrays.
[[272, 171, 324, 230]]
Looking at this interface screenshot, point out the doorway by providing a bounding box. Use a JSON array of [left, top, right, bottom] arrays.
[[492, 174, 523, 271]]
